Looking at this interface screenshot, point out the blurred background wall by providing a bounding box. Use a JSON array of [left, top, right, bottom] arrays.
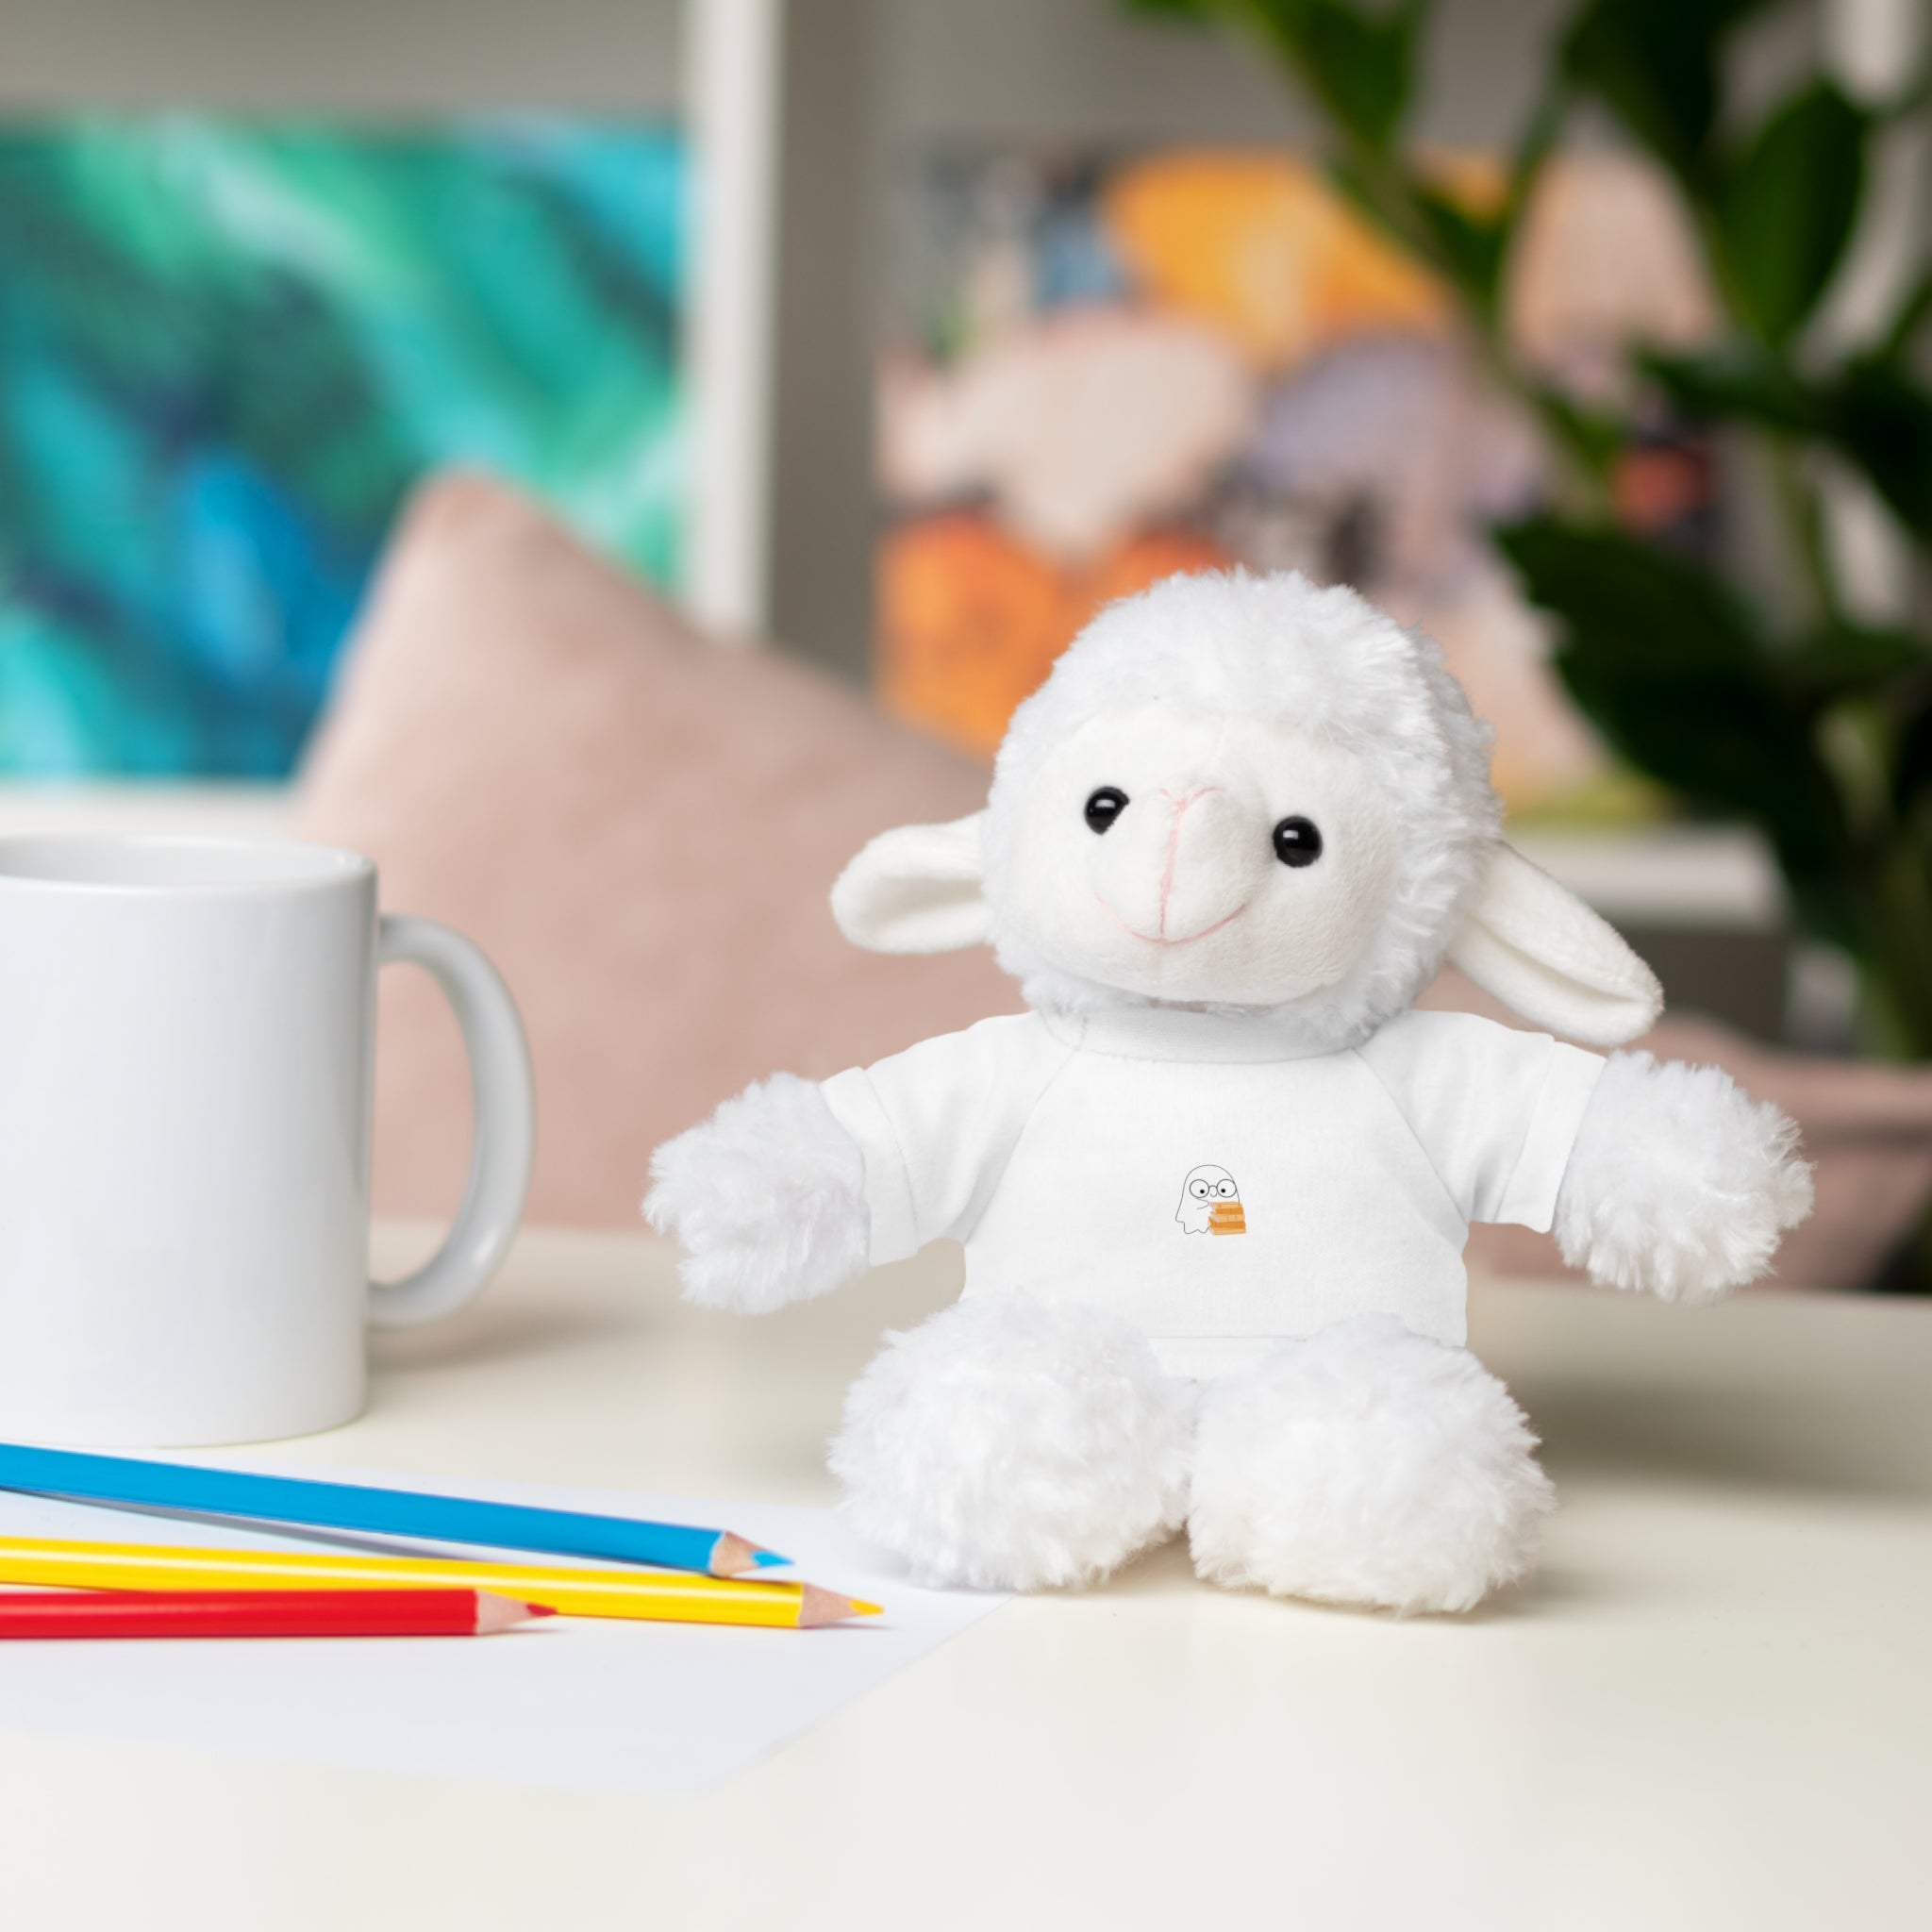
[[2, 0, 1833, 687], [0, 0, 1922, 1050], [0, 0, 683, 109]]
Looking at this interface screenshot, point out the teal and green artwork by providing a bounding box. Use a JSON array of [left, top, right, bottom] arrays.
[[0, 115, 686, 776]]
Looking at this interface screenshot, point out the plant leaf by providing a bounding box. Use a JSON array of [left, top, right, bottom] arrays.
[[1494, 517, 1769, 673], [1557, 652, 1851, 896], [1717, 82, 1868, 345], [1785, 624, 1932, 700], [1644, 349, 1932, 549], [1891, 696, 1932, 819], [1409, 180, 1507, 313], [1880, 266, 1932, 359], [1560, 0, 1778, 184], [1498, 514, 1855, 915], [1641, 346, 1824, 434], [1829, 358, 1932, 543], [1250, 0, 1429, 153]]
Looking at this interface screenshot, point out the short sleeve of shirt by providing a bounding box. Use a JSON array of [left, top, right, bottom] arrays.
[[819, 1015, 1072, 1266], [1354, 1009, 1607, 1231]]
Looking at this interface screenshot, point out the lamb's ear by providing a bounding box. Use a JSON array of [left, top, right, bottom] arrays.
[[830, 812, 992, 954], [1444, 843, 1662, 1046]]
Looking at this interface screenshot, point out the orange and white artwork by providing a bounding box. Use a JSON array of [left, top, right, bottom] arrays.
[[875, 147, 1720, 820]]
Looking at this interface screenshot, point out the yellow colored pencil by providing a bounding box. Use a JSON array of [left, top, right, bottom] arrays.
[[0, 1538, 879, 1629]]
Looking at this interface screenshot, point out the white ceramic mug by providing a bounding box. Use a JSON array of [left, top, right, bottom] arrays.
[[0, 834, 534, 1446]]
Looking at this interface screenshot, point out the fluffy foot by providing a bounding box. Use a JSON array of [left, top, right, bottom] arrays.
[[643, 1074, 869, 1313], [1188, 1316, 1555, 1615], [830, 1294, 1195, 1591], [1556, 1050, 1813, 1304]]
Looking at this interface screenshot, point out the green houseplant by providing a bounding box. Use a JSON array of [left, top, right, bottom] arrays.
[[1127, 0, 1932, 1058]]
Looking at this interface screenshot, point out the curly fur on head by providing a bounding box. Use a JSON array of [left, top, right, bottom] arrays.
[[981, 570, 1502, 1048], [643, 1073, 870, 1313], [1188, 1316, 1556, 1614], [1556, 1051, 1814, 1303], [831, 1294, 1196, 1591]]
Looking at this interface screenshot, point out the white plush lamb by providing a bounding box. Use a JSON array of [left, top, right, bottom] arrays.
[[646, 570, 1812, 1613]]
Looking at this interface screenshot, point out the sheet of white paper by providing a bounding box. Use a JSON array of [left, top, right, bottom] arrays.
[[0, 1467, 1007, 1794]]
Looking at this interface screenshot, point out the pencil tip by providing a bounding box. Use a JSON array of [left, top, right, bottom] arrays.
[[709, 1533, 752, 1575], [475, 1593, 558, 1633], [711, 1534, 789, 1576], [796, 1584, 880, 1627]]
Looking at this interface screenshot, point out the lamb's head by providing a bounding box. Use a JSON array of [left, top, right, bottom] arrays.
[[834, 570, 1661, 1054]]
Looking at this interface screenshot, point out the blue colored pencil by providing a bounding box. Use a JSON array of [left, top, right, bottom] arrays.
[[0, 1441, 789, 1577]]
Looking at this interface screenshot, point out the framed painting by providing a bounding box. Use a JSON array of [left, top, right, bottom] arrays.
[[0, 114, 686, 775]]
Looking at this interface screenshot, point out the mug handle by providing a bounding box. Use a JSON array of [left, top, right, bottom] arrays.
[[367, 915, 535, 1330]]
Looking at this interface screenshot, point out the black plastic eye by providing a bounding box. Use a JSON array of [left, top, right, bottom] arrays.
[[1273, 816, 1323, 868], [1084, 787, 1128, 834]]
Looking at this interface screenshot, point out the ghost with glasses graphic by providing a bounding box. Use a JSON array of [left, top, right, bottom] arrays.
[[1177, 1165, 1244, 1236]]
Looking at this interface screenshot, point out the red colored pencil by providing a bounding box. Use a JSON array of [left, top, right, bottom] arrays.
[[0, 1589, 554, 1640]]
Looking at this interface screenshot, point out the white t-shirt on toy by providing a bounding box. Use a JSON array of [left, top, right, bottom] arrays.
[[820, 1005, 1606, 1377]]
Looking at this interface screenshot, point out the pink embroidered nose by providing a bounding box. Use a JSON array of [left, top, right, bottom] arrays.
[[1156, 787, 1222, 937], [1091, 780, 1261, 946]]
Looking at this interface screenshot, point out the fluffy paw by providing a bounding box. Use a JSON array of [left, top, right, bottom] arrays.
[[1556, 1051, 1814, 1304], [1188, 1317, 1555, 1615], [830, 1294, 1195, 1591], [643, 1074, 870, 1313]]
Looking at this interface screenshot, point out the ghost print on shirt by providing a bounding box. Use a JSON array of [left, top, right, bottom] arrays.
[[1177, 1166, 1245, 1236]]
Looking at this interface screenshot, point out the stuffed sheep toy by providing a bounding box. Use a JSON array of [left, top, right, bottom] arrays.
[[646, 571, 1813, 1614]]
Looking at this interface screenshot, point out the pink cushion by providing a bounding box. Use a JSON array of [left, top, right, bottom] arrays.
[[292, 473, 1019, 1227]]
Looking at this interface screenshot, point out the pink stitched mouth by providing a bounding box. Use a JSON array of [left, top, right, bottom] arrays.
[[1094, 892, 1250, 947]]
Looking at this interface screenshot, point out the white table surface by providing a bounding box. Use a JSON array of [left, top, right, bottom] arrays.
[[2, 1224, 1927, 1932]]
